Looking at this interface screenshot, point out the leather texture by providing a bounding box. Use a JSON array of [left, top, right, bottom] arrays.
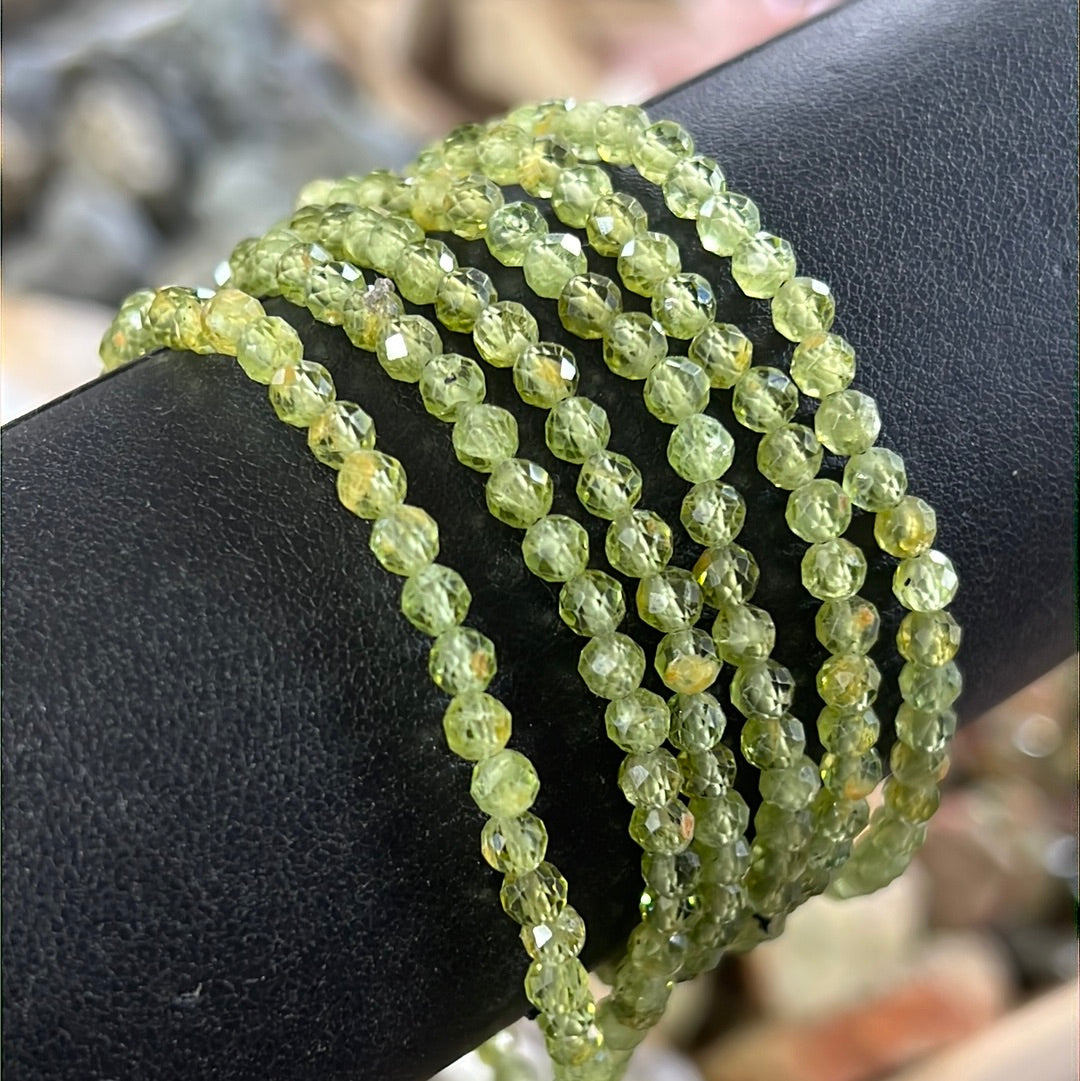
[[3, 0, 1076, 1078]]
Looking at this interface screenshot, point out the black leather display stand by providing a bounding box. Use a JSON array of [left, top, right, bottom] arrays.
[[2, 0, 1076, 1078]]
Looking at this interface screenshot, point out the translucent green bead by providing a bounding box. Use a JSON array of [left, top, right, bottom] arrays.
[[551, 164, 613, 228], [817, 653, 881, 710], [501, 859, 568, 928], [757, 423, 824, 490], [730, 659, 794, 719], [269, 360, 335, 427], [585, 191, 648, 260], [815, 390, 881, 456], [235, 315, 303, 384], [100, 290, 156, 370], [618, 749, 682, 806], [732, 367, 799, 433], [801, 537, 867, 600], [522, 515, 590, 582], [874, 495, 938, 558], [890, 740, 948, 785], [539, 1008, 605, 1069], [772, 277, 837, 341], [760, 756, 822, 811], [430, 625, 497, 696], [452, 402, 518, 472], [523, 233, 588, 299], [443, 691, 511, 761], [337, 449, 406, 519], [434, 266, 496, 333], [559, 273, 622, 340], [790, 332, 856, 398], [815, 596, 880, 654], [636, 568, 703, 632], [817, 706, 880, 754], [668, 414, 735, 483], [376, 314, 442, 382], [603, 311, 666, 379], [731, 232, 797, 298], [741, 714, 805, 769], [147, 286, 204, 351], [545, 396, 611, 463], [525, 958, 591, 1014], [477, 121, 531, 185], [617, 231, 682, 297], [482, 811, 548, 873], [893, 549, 959, 611], [594, 103, 648, 165], [821, 750, 882, 801], [401, 562, 471, 636], [248, 232, 300, 296], [485, 458, 553, 529], [445, 173, 504, 240], [305, 261, 364, 325], [605, 689, 670, 752], [419, 352, 486, 422], [899, 660, 962, 710], [651, 273, 717, 340], [668, 691, 727, 751], [579, 633, 646, 699], [844, 447, 908, 511], [347, 211, 423, 275], [681, 481, 746, 546], [558, 570, 626, 637], [556, 98, 607, 160], [662, 154, 726, 219], [514, 341, 580, 407], [895, 702, 957, 753], [471, 748, 539, 816], [655, 628, 721, 695], [689, 322, 753, 389], [696, 191, 761, 256], [293, 176, 336, 209], [630, 800, 695, 855], [522, 904, 587, 961], [473, 300, 539, 368], [392, 238, 456, 304], [693, 544, 759, 608], [202, 289, 264, 355], [632, 119, 694, 183], [897, 609, 961, 666], [353, 168, 410, 211], [712, 604, 776, 665], [342, 280, 405, 351], [370, 503, 439, 576], [485, 200, 548, 267], [883, 775, 940, 822], [606, 510, 673, 578], [519, 135, 577, 198], [576, 450, 643, 519], [441, 121, 486, 176], [690, 789, 750, 848], [644, 356, 711, 424], [276, 242, 325, 306], [785, 478, 852, 542]]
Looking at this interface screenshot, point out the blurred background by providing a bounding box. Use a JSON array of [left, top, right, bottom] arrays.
[[2, 2, 1076, 1080]]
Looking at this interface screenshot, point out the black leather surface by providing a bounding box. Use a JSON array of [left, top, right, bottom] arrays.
[[3, 0, 1076, 1078]]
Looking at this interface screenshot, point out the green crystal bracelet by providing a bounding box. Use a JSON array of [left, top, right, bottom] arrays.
[[100, 96, 962, 1081]]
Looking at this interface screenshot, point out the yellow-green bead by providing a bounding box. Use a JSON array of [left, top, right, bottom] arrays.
[[874, 495, 938, 558], [307, 400, 376, 468], [651, 273, 717, 339], [815, 389, 882, 456], [99, 289, 156, 370], [644, 356, 710, 424], [899, 660, 962, 711], [785, 478, 852, 542], [481, 811, 548, 872], [696, 191, 760, 256], [485, 200, 548, 267], [521, 903, 587, 962], [618, 749, 681, 806], [668, 414, 735, 483], [897, 609, 961, 666], [525, 958, 591, 1014], [617, 231, 681, 297], [370, 504, 439, 576], [632, 119, 694, 183], [306, 261, 365, 325], [342, 280, 405, 351], [376, 314, 442, 382], [443, 692, 512, 761], [551, 164, 613, 228], [392, 238, 456, 304], [471, 748, 539, 816], [441, 122, 485, 177], [655, 629, 720, 695], [693, 544, 759, 608], [606, 689, 671, 753], [689, 322, 753, 389], [732, 366, 799, 433], [882, 775, 940, 823], [579, 633, 646, 699], [147, 286, 204, 351], [630, 800, 695, 855], [821, 750, 883, 801], [202, 289, 264, 355], [473, 300, 539, 368], [514, 341, 580, 408], [248, 232, 300, 296], [275, 241, 324, 306], [522, 515, 590, 582], [757, 423, 824, 490], [485, 458, 553, 528], [359, 213, 424, 276], [890, 741, 948, 785], [844, 447, 908, 511], [452, 402, 518, 472], [293, 177, 335, 209], [730, 659, 794, 720], [815, 596, 880, 654], [801, 537, 867, 600], [235, 315, 303, 384], [668, 691, 727, 753], [401, 562, 471, 636], [662, 154, 726, 219], [419, 352, 486, 422], [269, 359, 335, 427], [817, 653, 881, 710], [712, 604, 776, 665], [636, 568, 703, 632], [585, 190, 649, 258], [430, 625, 497, 696], [545, 396, 611, 463], [771, 276, 836, 342], [519, 135, 576, 198], [790, 332, 856, 398], [606, 510, 673, 578], [500, 860, 567, 926], [559, 570, 626, 637], [895, 702, 957, 753], [681, 481, 746, 546], [316, 204, 365, 257], [556, 98, 606, 160], [559, 273, 622, 340], [337, 449, 406, 519], [434, 266, 496, 334], [603, 311, 666, 380], [740, 714, 805, 769], [817, 706, 880, 754], [576, 450, 643, 520], [731, 232, 797, 298], [477, 121, 531, 185], [445, 173, 504, 240], [523, 232, 587, 299], [759, 756, 822, 811], [594, 104, 648, 165], [893, 549, 959, 611]]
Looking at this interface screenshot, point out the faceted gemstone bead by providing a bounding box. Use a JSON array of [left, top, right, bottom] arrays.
[[337, 449, 406, 519], [481, 811, 548, 872], [347, 211, 423, 275], [651, 273, 717, 339], [293, 177, 336, 208], [477, 121, 531, 185], [392, 238, 456, 304], [883, 775, 940, 822], [605, 689, 670, 752], [223, 235, 261, 292], [681, 481, 746, 546], [689, 322, 753, 389], [586, 191, 649, 258], [376, 313, 442, 382], [485, 458, 553, 528], [815, 596, 881, 654], [401, 563, 470, 636], [844, 447, 908, 511], [815, 389, 882, 456], [370, 504, 439, 575], [731, 232, 797, 298], [594, 103, 648, 165], [148, 286, 204, 351], [202, 289, 264, 355], [668, 691, 726, 751], [551, 164, 613, 228], [452, 402, 518, 472], [443, 692, 512, 761], [514, 341, 580, 407], [730, 659, 795, 719], [757, 423, 824, 490], [732, 366, 799, 433], [644, 356, 711, 424], [667, 413, 735, 483], [429, 625, 497, 695], [485, 200, 548, 266], [897, 609, 962, 666], [696, 191, 760, 256], [538, 1007, 604, 1067], [603, 311, 666, 379], [817, 706, 880, 754], [558, 570, 626, 637], [434, 266, 496, 333], [617, 231, 682, 297], [248, 232, 301, 296], [893, 549, 959, 611], [576, 451, 643, 519], [899, 661, 962, 710], [689, 790, 751, 847], [606, 510, 673, 578], [523, 233, 588, 299], [99, 289, 156, 370], [655, 629, 721, 694], [785, 478, 852, 542], [632, 119, 694, 183], [315, 204, 363, 259], [419, 352, 486, 421], [472, 300, 539, 369], [895, 702, 957, 753], [342, 280, 405, 351], [618, 749, 682, 806], [662, 154, 726, 219], [821, 750, 884, 801], [801, 537, 868, 599], [636, 568, 703, 632], [525, 958, 591, 1013], [740, 714, 806, 769], [874, 495, 938, 558], [712, 603, 776, 665], [519, 135, 577, 198], [693, 544, 759, 608], [579, 633, 646, 699], [305, 261, 365, 325], [559, 273, 622, 340], [817, 653, 882, 710], [471, 748, 540, 817], [445, 173, 504, 239], [629, 801, 695, 854], [269, 360, 335, 427], [556, 98, 607, 160], [441, 122, 485, 176], [236, 315, 303, 384], [771, 277, 837, 341], [790, 332, 856, 398], [759, 756, 822, 811], [891, 741, 949, 785], [545, 397, 611, 463], [522, 515, 590, 582]]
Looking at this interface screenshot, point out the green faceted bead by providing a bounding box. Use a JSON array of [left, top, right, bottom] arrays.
[[893, 549, 959, 611], [485, 200, 548, 266], [522, 515, 590, 582], [514, 341, 580, 407], [342, 280, 405, 351], [757, 423, 824, 490], [452, 402, 518, 472], [693, 544, 759, 608], [594, 103, 648, 165], [617, 231, 682, 297], [477, 121, 531, 185], [817, 706, 880, 754], [269, 359, 335, 427], [651, 273, 717, 339], [618, 749, 682, 806], [444, 692, 512, 761], [603, 310, 666, 379], [644, 356, 711, 424], [224, 236, 259, 292], [730, 659, 794, 719], [732, 366, 799, 434], [772, 277, 836, 341], [472, 300, 539, 368], [895, 702, 957, 753], [790, 332, 856, 398], [785, 479, 852, 542], [712, 603, 776, 665], [632, 119, 694, 183], [605, 689, 670, 752], [890, 740, 948, 785], [579, 633, 646, 699], [681, 481, 746, 546], [897, 609, 962, 666], [576, 450, 643, 519], [248, 232, 301, 296], [606, 510, 674, 578], [689, 322, 753, 389], [392, 238, 456, 304], [370, 503, 439, 575], [636, 568, 703, 632], [318, 204, 369, 258], [731, 232, 797, 298], [558, 570, 626, 637], [759, 756, 822, 811], [401, 562, 470, 636], [801, 537, 868, 600], [817, 653, 881, 710], [445, 173, 504, 240], [472, 749, 540, 817], [586, 191, 649, 258], [668, 691, 726, 751], [338, 449, 406, 519], [202, 288, 265, 355], [741, 714, 806, 769], [696, 191, 760, 256], [883, 775, 940, 823], [525, 958, 591, 1013], [481, 811, 548, 872], [874, 495, 938, 558], [655, 628, 720, 695], [815, 389, 881, 456], [629, 800, 695, 854], [662, 154, 726, 219], [559, 273, 622, 339], [667, 414, 734, 483], [899, 660, 962, 710], [293, 177, 335, 209], [147, 286, 204, 351], [545, 396, 611, 463], [523, 232, 588, 299], [556, 98, 606, 160], [689, 790, 750, 847], [434, 266, 496, 333], [419, 352, 486, 421], [485, 458, 553, 529], [441, 122, 486, 176], [376, 314, 442, 382], [236, 315, 303, 384], [539, 1008, 605, 1068], [305, 261, 365, 325], [815, 596, 880, 654], [500, 860, 568, 926], [551, 164, 613, 228], [430, 625, 497, 695], [346, 210, 423, 275], [844, 447, 908, 510], [822, 750, 883, 801], [519, 135, 577, 198]]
